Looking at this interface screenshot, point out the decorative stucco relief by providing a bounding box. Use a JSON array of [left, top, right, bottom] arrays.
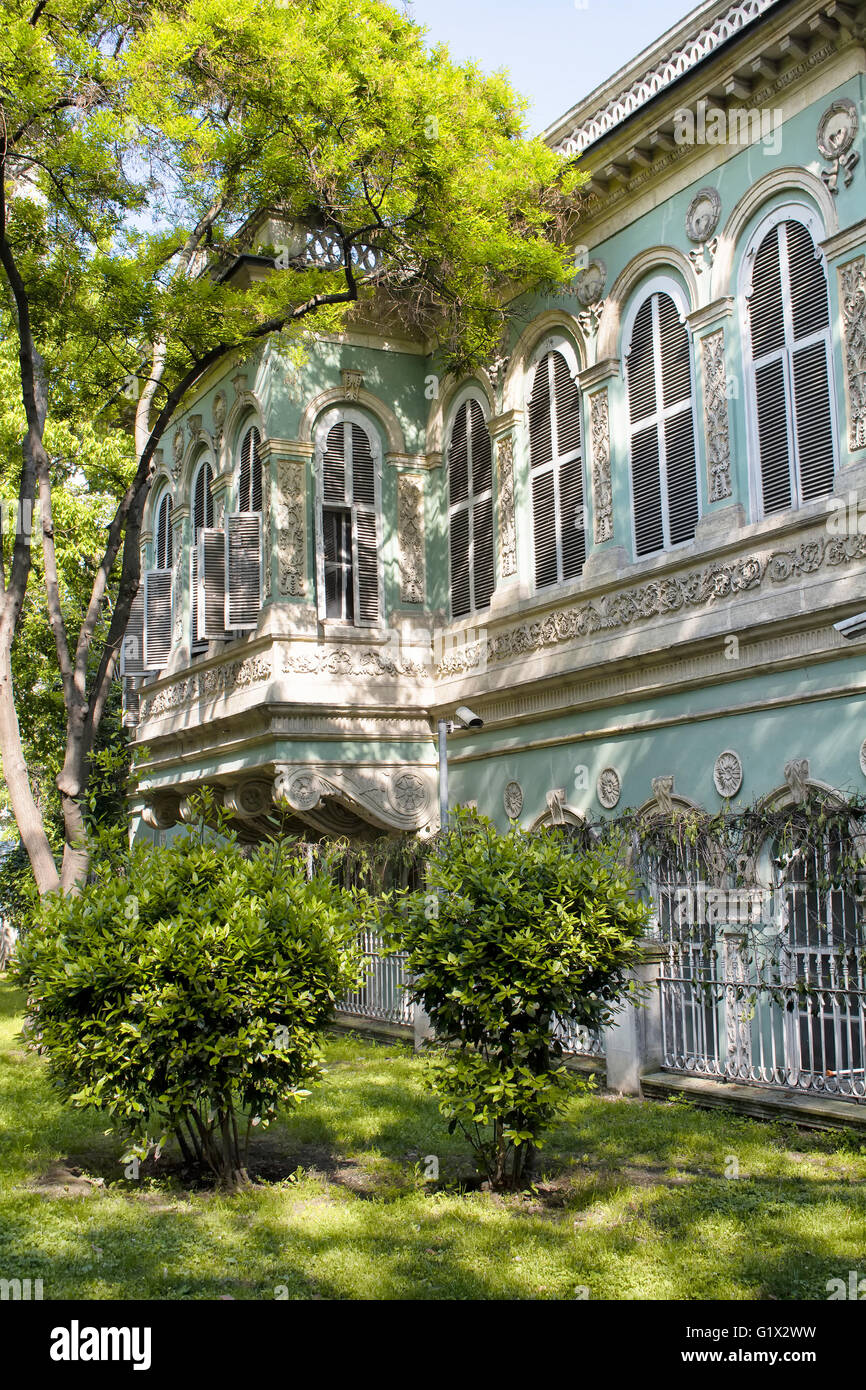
[[503, 780, 523, 818], [139, 653, 272, 718], [274, 763, 433, 831], [397, 474, 425, 604], [261, 463, 273, 602], [276, 459, 307, 596], [435, 533, 866, 677], [171, 523, 184, 644], [713, 750, 743, 797], [496, 437, 517, 579], [589, 391, 613, 544], [281, 645, 428, 679], [839, 257, 866, 452], [701, 330, 733, 501]]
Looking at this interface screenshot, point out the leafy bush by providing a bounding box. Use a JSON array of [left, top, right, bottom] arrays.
[[12, 826, 362, 1187], [382, 810, 649, 1189]]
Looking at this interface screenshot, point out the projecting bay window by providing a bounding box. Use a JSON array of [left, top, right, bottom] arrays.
[[625, 285, 700, 558], [448, 396, 494, 619], [527, 342, 586, 589], [314, 413, 382, 626], [743, 211, 836, 517]]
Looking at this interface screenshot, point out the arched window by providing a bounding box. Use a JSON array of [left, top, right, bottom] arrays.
[[448, 396, 494, 618], [238, 424, 262, 513], [743, 214, 836, 515], [155, 491, 173, 569], [314, 412, 381, 625], [190, 460, 214, 651], [143, 488, 173, 670], [528, 344, 585, 588], [625, 287, 699, 557]]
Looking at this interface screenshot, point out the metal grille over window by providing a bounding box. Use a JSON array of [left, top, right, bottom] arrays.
[[448, 398, 494, 618], [747, 219, 835, 515], [627, 291, 699, 557], [529, 349, 585, 589], [316, 418, 381, 625]]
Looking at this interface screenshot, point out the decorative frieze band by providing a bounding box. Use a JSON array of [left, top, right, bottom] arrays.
[[839, 256, 866, 452], [589, 391, 613, 544], [701, 329, 733, 501], [497, 436, 517, 579], [140, 653, 272, 719], [397, 473, 426, 604], [436, 531, 866, 676]]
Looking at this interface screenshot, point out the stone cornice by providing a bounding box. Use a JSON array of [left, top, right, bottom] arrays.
[[821, 217, 866, 260], [578, 358, 621, 391], [687, 296, 735, 332]]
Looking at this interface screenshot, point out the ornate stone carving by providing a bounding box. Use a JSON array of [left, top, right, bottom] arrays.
[[341, 368, 364, 401], [261, 460, 272, 602], [276, 459, 307, 597], [701, 330, 732, 501], [171, 427, 185, 481], [860, 738, 866, 778], [503, 780, 523, 818], [496, 437, 517, 579], [224, 779, 274, 818], [688, 236, 717, 277], [589, 391, 612, 544], [577, 300, 605, 339], [139, 654, 272, 718], [554, 0, 783, 156], [213, 392, 226, 444], [784, 758, 810, 802], [142, 795, 180, 830], [652, 775, 675, 815], [597, 767, 621, 809], [172, 523, 184, 644], [817, 98, 859, 193], [273, 763, 433, 832], [545, 787, 567, 824], [397, 474, 425, 604], [434, 531, 866, 676], [839, 257, 866, 452], [575, 259, 606, 306], [282, 644, 428, 679], [686, 187, 721, 243], [713, 749, 743, 798]]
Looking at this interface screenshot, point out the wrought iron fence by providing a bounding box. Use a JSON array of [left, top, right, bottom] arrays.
[[339, 929, 413, 1028], [552, 1014, 606, 1059]]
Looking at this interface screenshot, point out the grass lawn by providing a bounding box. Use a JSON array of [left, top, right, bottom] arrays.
[[1, 978, 865, 1300]]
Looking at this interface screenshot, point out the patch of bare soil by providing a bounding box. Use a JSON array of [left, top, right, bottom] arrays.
[[30, 1160, 106, 1197]]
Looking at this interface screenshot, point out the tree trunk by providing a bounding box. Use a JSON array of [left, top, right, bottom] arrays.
[[0, 647, 60, 896]]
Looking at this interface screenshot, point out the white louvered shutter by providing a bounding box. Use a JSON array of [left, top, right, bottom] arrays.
[[469, 401, 495, 610], [199, 529, 227, 640], [448, 405, 471, 618], [749, 219, 835, 515], [225, 512, 262, 630], [628, 292, 698, 556], [448, 399, 494, 617], [120, 584, 145, 675], [191, 463, 214, 649], [143, 569, 172, 670], [350, 423, 380, 625], [530, 350, 585, 588]]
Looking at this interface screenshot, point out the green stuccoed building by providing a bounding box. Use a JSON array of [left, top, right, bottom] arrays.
[[126, 0, 866, 1111]]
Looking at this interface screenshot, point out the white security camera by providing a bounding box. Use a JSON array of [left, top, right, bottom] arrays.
[[834, 612, 866, 640], [454, 705, 484, 728]]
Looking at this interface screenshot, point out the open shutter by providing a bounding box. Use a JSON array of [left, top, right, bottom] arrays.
[[120, 584, 145, 675], [199, 529, 227, 639], [225, 512, 262, 630], [143, 569, 172, 670], [350, 424, 380, 625]]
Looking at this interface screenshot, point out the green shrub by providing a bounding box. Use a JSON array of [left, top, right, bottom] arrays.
[[383, 810, 649, 1189], [12, 827, 362, 1187]]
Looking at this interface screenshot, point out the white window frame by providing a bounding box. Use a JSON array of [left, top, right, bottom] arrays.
[[738, 201, 838, 523], [622, 275, 701, 560], [313, 406, 384, 628], [446, 383, 494, 619], [524, 333, 584, 593]]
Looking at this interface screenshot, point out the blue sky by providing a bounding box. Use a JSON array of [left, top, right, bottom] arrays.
[[408, 0, 697, 134]]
